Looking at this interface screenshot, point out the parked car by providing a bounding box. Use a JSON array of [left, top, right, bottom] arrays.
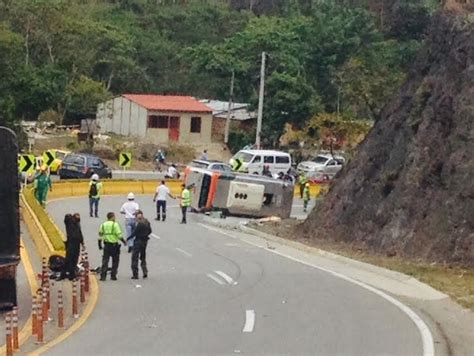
[[59, 153, 112, 179], [49, 149, 70, 174], [230, 150, 292, 175], [190, 160, 232, 173], [297, 153, 345, 180]]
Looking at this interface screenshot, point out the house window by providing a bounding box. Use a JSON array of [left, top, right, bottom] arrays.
[[148, 115, 168, 129], [191, 116, 201, 133]]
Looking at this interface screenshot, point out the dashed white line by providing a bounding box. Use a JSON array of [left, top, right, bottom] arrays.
[[206, 273, 225, 285], [175, 247, 192, 257], [150, 233, 161, 240], [243, 310, 255, 333], [215, 271, 238, 285]]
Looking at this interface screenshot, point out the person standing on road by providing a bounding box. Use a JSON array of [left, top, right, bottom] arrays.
[[59, 213, 84, 281], [89, 174, 103, 217], [200, 149, 208, 161], [298, 173, 308, 199], [120, 193, 140, 253], [177, 184, 191, 224], [303, 183, 311, 212], [128, 210, 152, 279], [153, 180, 175, 221], [34, 167, 52, 207], [98, 212, 126, 281]]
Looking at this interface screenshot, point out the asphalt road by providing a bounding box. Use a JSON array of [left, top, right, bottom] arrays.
[[45, 196, 424, 355]]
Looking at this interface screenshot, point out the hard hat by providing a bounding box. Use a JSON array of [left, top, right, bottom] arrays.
[[91, 174, 99, 181], [127, 192, 135, 200], [40, 165, 47, 171], [305, 183, 310, 187]]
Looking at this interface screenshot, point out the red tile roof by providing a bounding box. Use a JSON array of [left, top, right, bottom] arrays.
[[123, 94, 212, 113]]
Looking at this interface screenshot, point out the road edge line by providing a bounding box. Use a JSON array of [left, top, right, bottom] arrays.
[[27, 275, 99, 356], [199, 223, 435, 356]]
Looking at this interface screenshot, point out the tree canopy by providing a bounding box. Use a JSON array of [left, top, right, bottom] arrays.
[[0, 0, 433, 144]]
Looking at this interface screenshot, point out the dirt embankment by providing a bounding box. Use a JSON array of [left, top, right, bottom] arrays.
[[296, 11, 474, 267]]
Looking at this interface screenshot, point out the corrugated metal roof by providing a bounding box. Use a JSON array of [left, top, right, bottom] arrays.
[[123, 94, 213, 113], [200, 99, 256, 121]]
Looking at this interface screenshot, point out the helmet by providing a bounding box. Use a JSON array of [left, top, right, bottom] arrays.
[[305, 183, 310, 187], [127, 192, 135, 200], [91, 174, 99, 181]]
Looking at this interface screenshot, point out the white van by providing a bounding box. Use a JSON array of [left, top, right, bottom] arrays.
[[230, 150, 292, 175]]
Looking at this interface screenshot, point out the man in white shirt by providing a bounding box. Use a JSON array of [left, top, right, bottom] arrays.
[[153, 181, 175, 221], [120, 192, 140, 252], [165, 164, 179, 179]]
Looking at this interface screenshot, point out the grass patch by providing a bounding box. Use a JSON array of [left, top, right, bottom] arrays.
[[23, 187, 65, 251]]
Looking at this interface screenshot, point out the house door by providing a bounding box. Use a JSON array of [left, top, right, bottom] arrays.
[[169, 117, 180, 141]]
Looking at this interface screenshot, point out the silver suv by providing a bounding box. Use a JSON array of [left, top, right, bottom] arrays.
[[297, 154, 345, 180]]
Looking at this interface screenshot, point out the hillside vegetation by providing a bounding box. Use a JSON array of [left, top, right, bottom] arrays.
[[0, 0, 434, 146]]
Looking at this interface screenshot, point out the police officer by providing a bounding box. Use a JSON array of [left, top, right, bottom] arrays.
[[127, 210, 152, 279], [98, 212, 126, 281], [178, 184, 191, 224]]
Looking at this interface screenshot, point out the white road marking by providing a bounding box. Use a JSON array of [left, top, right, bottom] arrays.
[[199, 223, 434, 356], [175, 247, 192, 257], [215, 271, 238, 285], [243, 310, 256, 333], [206, 273, 225, 285], [150, 233, 161, 240]]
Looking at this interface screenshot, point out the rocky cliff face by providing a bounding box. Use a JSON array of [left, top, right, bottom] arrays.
[[298, 12, 474, 267]]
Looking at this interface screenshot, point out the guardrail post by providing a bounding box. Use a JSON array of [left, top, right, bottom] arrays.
[[5, 312, 13, 356], [32, 295, 38, 335], [58, 289, 64, 328], [36, 305, 44, 344], [72, 280, 79, 318], [12, 306, 19, 350]]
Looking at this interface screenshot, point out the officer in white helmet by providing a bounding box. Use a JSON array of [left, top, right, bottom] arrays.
[[120, 192, 140, 253], [89, 173, 103, 218]]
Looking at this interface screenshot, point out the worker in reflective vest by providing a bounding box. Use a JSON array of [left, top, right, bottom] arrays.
[[98, 212, 126, 281], [298, 173, 309, 199], [178, 184, 191, 224]]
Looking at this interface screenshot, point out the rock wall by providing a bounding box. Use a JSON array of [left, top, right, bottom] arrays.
[[298, 12, 474, 267]]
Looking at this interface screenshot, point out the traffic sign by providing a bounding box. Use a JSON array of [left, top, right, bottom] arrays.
[[19, 154, 35, 173], [232, 158, 243, 171], [119, 152, 132, 168], [42, 150, 56, 167]]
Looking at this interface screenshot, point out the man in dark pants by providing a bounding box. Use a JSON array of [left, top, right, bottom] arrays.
[[177, 184, 191, 224], [127, 210, 152, 279], [153, 180, 174, 221], [98, 212, 126, 281]]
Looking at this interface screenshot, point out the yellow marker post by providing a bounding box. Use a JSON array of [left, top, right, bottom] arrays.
[[119, 152, 132, 179]]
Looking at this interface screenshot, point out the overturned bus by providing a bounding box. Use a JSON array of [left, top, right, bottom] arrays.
[[184, 167, 294, 218]]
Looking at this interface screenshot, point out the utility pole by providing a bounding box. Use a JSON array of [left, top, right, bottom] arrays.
[[224, 71, 235, 144], [255, 52, 266, 149]]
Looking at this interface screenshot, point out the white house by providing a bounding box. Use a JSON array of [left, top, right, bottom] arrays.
[[96, 94, 213, 145]]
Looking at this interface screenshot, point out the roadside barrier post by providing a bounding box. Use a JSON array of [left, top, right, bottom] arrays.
[[5, 312, 13, 356], [42, 288, 49, 323], [12, 306, 19, 350], [32, 295, 38, 335], [84, 252, 90, 293], [36, 306, 44, 344], [80, 273, 86, 304], [58, 289, 64, 328], [41, 258, 47, 287], [72, 280, 79, 318]]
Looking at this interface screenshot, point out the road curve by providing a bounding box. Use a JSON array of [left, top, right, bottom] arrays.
[[44, 195, 426, 355]]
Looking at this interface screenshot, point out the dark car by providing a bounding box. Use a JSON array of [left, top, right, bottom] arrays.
[[59, 153, 112, 179]]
